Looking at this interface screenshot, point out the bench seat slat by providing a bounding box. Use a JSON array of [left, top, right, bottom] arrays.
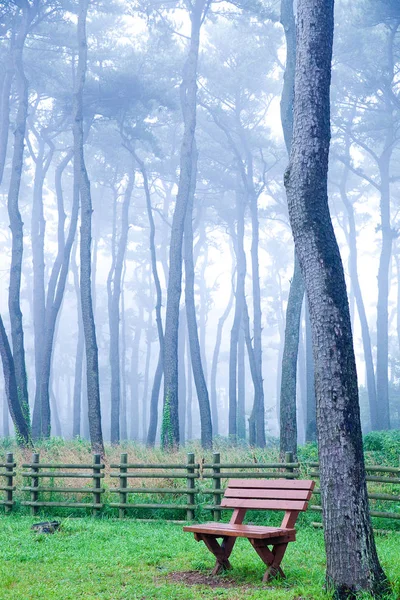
[[183, 523, 295, 540], [224, 488, 312, 501], [220, 498, 308, 511], [227, 479, 315, 490]]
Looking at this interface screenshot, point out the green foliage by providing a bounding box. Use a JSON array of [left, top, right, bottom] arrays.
[[363, 430, 400, 464]]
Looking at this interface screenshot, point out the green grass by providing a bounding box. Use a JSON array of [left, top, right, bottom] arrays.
[[0, 516, 398, 600]]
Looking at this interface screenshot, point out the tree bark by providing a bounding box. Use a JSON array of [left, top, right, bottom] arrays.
[[279, 253, 304, 458], [162, 0, 207, 448], [279, 0, 305, 459], [130, 311, 142, 441], [285, 1, 388, 595], [178, 308, 186, 444], [237, 324, 246, 441], [74, 0, 104, 455], [0, 315, 31, 446], [0, 43, 13, 186]]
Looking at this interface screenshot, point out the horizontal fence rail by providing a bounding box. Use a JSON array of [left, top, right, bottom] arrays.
[[1, 453, 399, 526], [20, 453, 105, 516], [306, 462, 400, 523]]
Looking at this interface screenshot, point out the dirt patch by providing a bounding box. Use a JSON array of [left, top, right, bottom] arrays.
[[166, 571, 253, 588]]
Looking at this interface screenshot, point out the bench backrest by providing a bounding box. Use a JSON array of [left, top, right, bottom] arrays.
[[221, 479, 315, 512]]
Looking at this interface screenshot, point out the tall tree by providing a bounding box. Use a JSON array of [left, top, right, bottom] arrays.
[[162, 0, 208, 448], [73, 0, 104, 455], [285, 0, 388, 595]]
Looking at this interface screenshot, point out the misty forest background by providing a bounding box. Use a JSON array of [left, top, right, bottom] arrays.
[[0, 0, 399, 453]]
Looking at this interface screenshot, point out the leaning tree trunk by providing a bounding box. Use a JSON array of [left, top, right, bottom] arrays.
[[285, 0, 388, 596], [0, 315, 31, 446], [73, 0, 104, 455], [184, 148, 213, 449], [162, 0, 206, 448], [7, 3, 32, 436], [279, 0, 305, 459]]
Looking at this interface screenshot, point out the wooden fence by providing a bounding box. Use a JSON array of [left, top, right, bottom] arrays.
[[307, 462, 400, 522], [20, 453, 105, 516], [0, 452, 399, 525], [0, 453, 15, 514]]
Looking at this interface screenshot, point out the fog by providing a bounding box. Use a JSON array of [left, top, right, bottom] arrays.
[[0, 0, 399, 450]]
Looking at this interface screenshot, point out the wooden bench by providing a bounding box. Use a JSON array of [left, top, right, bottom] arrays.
[[183, 478, 315, 582]]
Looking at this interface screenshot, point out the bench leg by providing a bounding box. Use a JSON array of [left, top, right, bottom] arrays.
[[197, 534, 236, 575], [249, 539, 288, 582]]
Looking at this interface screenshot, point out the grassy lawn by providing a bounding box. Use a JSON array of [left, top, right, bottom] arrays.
[[0, 517, 398, 600]]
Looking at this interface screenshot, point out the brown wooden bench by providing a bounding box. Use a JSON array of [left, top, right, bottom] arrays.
[[183, 478, 315, 582]]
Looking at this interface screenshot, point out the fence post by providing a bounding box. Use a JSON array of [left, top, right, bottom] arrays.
[[212, 452, 221, 521], [31, 453, 40, 517], [5, 453, 14, 514], [92, 454, 102, 517], [119, 453, 127, 519], [186, 453, 195, 521], [285, 451, 294, 478]]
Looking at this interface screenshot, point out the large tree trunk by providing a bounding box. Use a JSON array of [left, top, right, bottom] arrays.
[[74, 0, 104, 455], [210, 288, 233, 437], [279, 0, 305, 459], [7, 3, 32, 436], [305, 300, 316, 442], [285, 1, 388, 595], [72, 242, 84, 438], [184, 150, 213, 449], [162, 0, 206, 448]]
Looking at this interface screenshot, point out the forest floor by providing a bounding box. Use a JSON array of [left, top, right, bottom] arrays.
[[0, 516, 399, 600]]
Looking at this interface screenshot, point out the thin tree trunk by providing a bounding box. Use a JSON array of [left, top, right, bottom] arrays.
[[120, 270, 128, 441], [186, 335, 193, 440], [2, 387, 10, 438], [285, 1, 388, 594], [237, 324, 246, 441], [30, 134, 54, 439], [178, 308, 186, 444], [0, 51, 13, 186], [279, 254, 304, 458], [108, 174, 134, 443], [130, 308, 142, 441], [229, 188, 246, 442], [210, 288, 234, 437], [140, 302, 152, 442], [339, 143, 378, 431], [72, 241, 84, 438], [162, 0, 207, 448], [184, 148, 213, 449], [74, 0, 104, 455], [279, 0, 305, 459]]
